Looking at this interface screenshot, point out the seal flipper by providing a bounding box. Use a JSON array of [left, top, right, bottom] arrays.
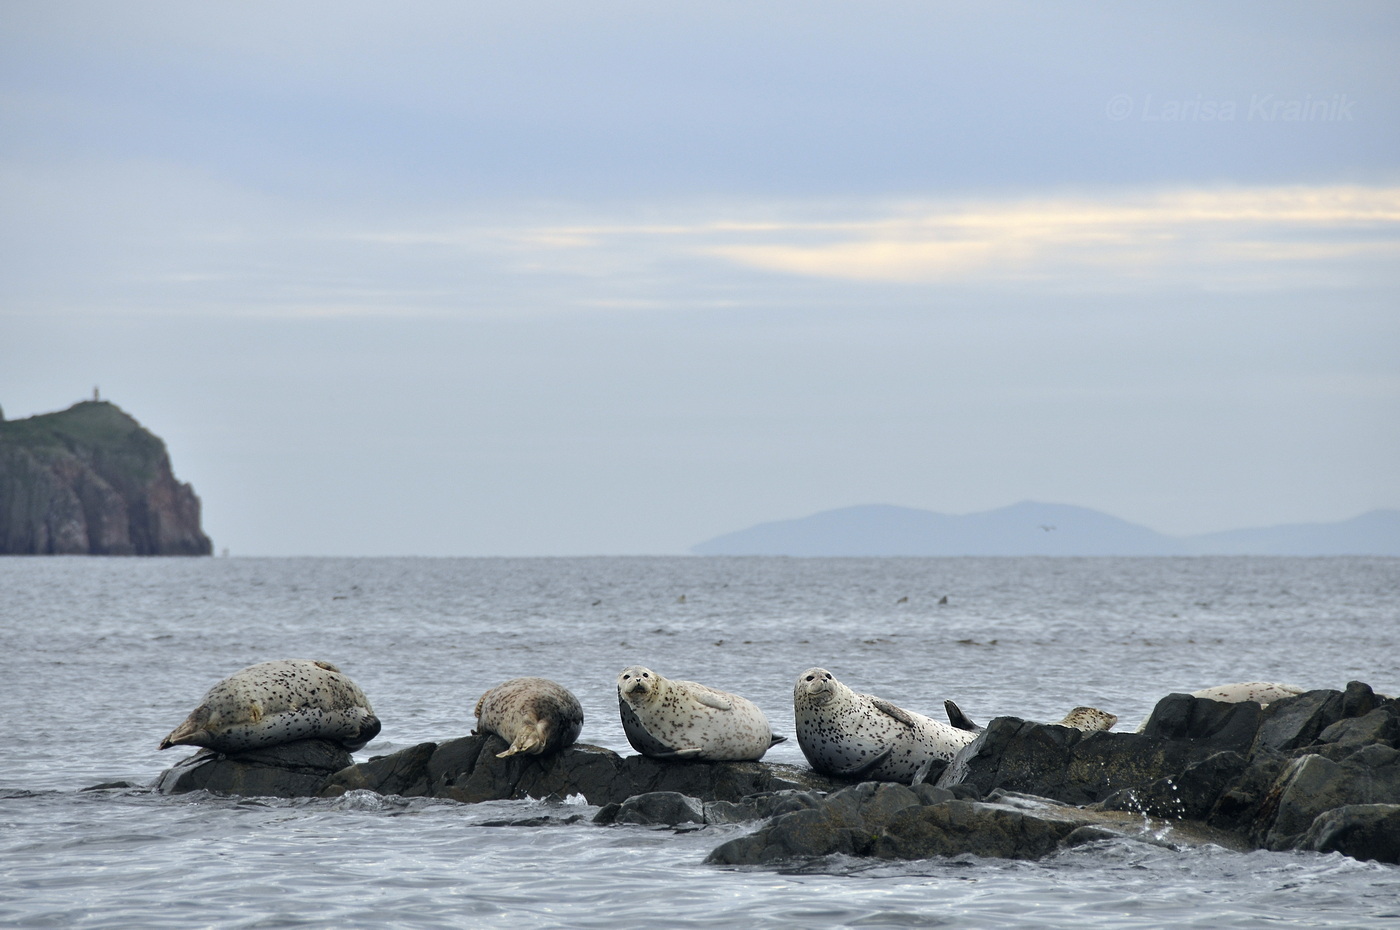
[[831, 745, 894, 780], [341, 714, 381, 752], [768, 733, 787, 747], [648, 747, 704, 760], [869, 697, 918, 728], [618, 695, 681, 757], [692, 690, 733, 712], [944, 700, 981, 733]]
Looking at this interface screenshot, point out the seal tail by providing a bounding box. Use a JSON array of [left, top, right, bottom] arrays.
[[496, 719, 552, 758], [944, 700, 981, 732]]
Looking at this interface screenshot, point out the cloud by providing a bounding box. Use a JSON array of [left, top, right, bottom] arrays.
[[691, 186, 1400, 287]]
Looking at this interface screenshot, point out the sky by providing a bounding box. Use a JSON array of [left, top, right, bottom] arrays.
[[2, 2, 1397, 556]]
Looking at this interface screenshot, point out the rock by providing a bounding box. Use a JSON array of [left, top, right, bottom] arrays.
[[705, 783, 1195, 865], [1315, 704, 1400, 756], [321, 742, 439, 797], [702, 790, 827, 825], [320, 734, 842, 805], [601, 791, 705, 826], [81, 780, 144, 791], [1098, 750, 1248, 821], [935, 712, 1256, 807], [0, 401, 210, 555], [1256, 745, 1400, 852], [1140, 692, 1265, 747], [1297, 804, 1400, 863], [155, 740, 352, 797], [1252, 686, 1370, 754]]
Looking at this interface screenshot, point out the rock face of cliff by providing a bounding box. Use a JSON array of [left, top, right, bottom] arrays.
[[0, 401, 212, 555]]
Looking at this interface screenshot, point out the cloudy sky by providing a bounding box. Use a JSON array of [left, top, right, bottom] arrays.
[[3, 2, 1397, 555]]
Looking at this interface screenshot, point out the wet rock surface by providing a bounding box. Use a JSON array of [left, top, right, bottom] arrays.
[[154, 740, 353, 797], [318, 734, 842, 806]]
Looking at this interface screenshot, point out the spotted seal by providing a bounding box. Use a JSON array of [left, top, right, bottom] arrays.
[[793, 667, 976, 781], [159, 659, 380, 753], [1134, 680, 1307, 731], [617, 665, 785, 761], [474, 677, 584, 758], [1190, 681, 1306, 704], [944, 700, 1117, 733]]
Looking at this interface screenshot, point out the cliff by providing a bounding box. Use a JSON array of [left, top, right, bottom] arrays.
[[0, 401, 212, 555]]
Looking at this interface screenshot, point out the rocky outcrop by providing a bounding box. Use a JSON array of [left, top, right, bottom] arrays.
[[155, 732, 842, 805], [704, 783, 1242, 865], [154, 741, 353, 797], [0, 401, 210, 555], [698, 682, 1400, 865], [148, 683, 1400, 866]]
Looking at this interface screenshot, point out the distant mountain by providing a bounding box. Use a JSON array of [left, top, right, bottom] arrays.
[[690, 502, 1400, 557], [1180, 510, 1400, 556]]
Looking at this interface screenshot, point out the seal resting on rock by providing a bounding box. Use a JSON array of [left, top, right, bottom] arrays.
[[945, 700, 1117, 732], [617, 665, 785, 761], [160, 659, 380, 753], [1190, 681, 1306, 704], [1135, 680, 1307, 731], [474, 677, 584, 758], [794, 667, 975, 782]]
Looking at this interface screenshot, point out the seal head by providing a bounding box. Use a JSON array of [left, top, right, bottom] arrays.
[[617, 665, 785, 762]]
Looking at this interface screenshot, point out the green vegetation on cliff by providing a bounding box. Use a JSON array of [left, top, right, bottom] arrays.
[[0, 401, 212, 555]]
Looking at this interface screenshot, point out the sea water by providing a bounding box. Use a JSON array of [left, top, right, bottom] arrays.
[[1, 556, 1398, 928]]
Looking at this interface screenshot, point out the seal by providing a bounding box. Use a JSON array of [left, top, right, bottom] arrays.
[[159, 659, 380, 753], [946, 700, 1117, 733], [1190, 681, 1307, 704], [793, 667, 975, 782], [1056, 706, 1119, 731], [474, 677, 584, 758], [617, 665, 785, 761], [1134, 680, 1308, 731]]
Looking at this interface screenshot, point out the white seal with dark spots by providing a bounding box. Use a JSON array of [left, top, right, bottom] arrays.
[[1190, 681, 1307, 704], [617, 665, 785, 761], [1135, 680, 1308, 731], [793, 667, 975, 782], [474, 677, 584, 758], [159, 659, 381, 753]]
